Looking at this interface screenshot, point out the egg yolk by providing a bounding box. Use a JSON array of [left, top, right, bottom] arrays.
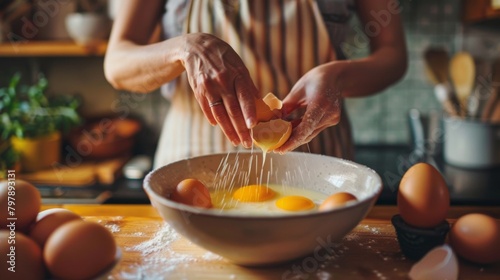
[[233, 185, 276, 202], [276, 196, 315, 211]]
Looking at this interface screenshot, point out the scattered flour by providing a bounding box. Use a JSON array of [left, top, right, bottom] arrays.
[[316, 271, 333, 279], [96, 217, 124, 233], [343, 232, 359, 241], [104, 224, 121, 233], [361, 225, 380, 234], [116, 223, 216, 279], [202, 251, 223, 261], [372, 269, 387, 280]]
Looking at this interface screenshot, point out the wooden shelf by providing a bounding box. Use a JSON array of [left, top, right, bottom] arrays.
[[463, 0, 500, 23], [0, 40, 107, 57]]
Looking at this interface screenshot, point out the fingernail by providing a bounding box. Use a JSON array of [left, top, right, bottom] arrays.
[[244, 140, 253, 148], [246, 118, 254, 129], [232, 140, 239, 147]]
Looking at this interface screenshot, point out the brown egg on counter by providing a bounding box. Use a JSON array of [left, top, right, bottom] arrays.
[[29, 208, 82, 248], [44, 220, 117, 280], [0, 230, 45, 280], [397, 163, 449, 228], [449, 213, 500, 264], [319, 192, 357, 211], [171, 178, 212, 208], [0, 180, 41, 232]]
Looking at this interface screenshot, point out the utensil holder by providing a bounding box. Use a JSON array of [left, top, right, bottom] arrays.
[[443, 117, 500, 168]]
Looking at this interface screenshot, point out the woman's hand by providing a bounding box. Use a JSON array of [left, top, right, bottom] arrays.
[[274, 64, 343, 153], [181, 33, 259, 148]]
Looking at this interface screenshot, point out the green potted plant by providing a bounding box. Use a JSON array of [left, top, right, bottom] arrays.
[[0, 140, 19, 179], [0, 73, 81, 172]]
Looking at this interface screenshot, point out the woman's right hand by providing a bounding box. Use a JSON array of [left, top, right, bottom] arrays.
[[181, 33, 259, 148]]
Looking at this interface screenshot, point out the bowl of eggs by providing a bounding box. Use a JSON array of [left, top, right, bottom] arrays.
[[144, 151, 382, 266]]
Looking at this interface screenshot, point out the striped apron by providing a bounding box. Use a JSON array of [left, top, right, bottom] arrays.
[[154, 0, 354, 168]]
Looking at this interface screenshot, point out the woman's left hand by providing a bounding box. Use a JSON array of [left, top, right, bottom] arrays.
[[274, 64, 343, 153]]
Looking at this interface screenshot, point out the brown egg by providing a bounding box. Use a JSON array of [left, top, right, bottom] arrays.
[[397, 163, 449, 228], [449, 213, 500, 264], [0, 230, 45, 280], [44, 220, 117, 280], [319, 192, 357, 211], [29, 208, 81, 248], [0, 180, 41, 232], [171, 178, 212, 208]]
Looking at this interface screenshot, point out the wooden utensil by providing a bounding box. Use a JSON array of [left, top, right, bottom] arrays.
[[481, 60, 500, 122], [423, 48, 461, 116], [424, 48, 449, 84], [450, 52, 476, 116], [490, 90, 500, 122], [469, 60, 491, 118], [19, 156, 129, 186]]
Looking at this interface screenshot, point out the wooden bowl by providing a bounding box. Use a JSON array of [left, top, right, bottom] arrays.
[[69, 117, 141, 159]]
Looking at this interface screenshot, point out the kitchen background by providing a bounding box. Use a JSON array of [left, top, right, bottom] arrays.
[[1, 0, 500, 163]]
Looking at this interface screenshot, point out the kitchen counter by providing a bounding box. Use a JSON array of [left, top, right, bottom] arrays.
[[36, 145, 500, 206], [41, 204, 500, 279]]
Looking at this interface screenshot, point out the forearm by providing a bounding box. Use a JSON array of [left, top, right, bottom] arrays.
[[330, 45, 407, 98], [104, 37, 185, 93]]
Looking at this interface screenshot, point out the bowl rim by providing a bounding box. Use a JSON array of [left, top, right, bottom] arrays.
[[144, 151, 383, 220]]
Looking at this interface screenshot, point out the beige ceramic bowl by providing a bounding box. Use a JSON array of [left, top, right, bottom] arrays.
[[65, 13, 111, 46], [144, 152, 382, 266]]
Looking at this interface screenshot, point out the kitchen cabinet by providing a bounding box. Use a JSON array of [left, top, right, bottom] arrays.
[[0, 40, 107, 57], [463, 0, 500, 23]]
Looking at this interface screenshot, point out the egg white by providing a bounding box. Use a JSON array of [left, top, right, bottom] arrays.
[[210, 184, 328, 215]]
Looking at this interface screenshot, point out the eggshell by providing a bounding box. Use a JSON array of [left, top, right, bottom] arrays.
[[44, 220, 117, 280], [0, 180, 41, 232], [319, 192, 357, 211], [397, 163, 449, 228], [0, 230, 45, 280], [171, 178, 212, 208], [408, 244, 458, 280], [449, 213, 500, 264], [29, 208, 81, 248]]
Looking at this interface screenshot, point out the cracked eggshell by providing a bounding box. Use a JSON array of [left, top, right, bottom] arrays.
[[409, 244, 458, 280]]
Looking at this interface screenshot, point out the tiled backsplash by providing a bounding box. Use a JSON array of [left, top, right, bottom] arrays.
[[3, 0, 499, 151], [346, 0, 459, 144], [347, 0, 500, 145]]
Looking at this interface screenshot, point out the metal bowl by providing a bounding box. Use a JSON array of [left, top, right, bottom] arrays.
[[144, 152, 382, 266]]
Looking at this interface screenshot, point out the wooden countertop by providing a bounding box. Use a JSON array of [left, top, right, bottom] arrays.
[[41, 205, 500, 279]]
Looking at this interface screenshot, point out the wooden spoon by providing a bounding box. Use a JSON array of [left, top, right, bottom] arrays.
[[450, 52, 476, 116], [423, 48, 461, 116], [469, 60, 491, 118], [483, 60, 500, 122], [424, 48, 449, 85], [490, 90, 500, 122]]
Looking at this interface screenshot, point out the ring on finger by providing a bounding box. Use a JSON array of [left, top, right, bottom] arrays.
[[209, 100, 224, 108]]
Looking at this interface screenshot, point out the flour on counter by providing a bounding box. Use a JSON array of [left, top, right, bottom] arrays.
[[96, 217, 124, 233], [116, 222, 216, 279], [202, 251, 223, 261], [104, 223, 121, 233], [128, 223, 178, 255]]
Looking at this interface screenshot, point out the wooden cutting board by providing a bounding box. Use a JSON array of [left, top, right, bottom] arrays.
[[42, 205, 499, 280], [19, 156, 129, 186]]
